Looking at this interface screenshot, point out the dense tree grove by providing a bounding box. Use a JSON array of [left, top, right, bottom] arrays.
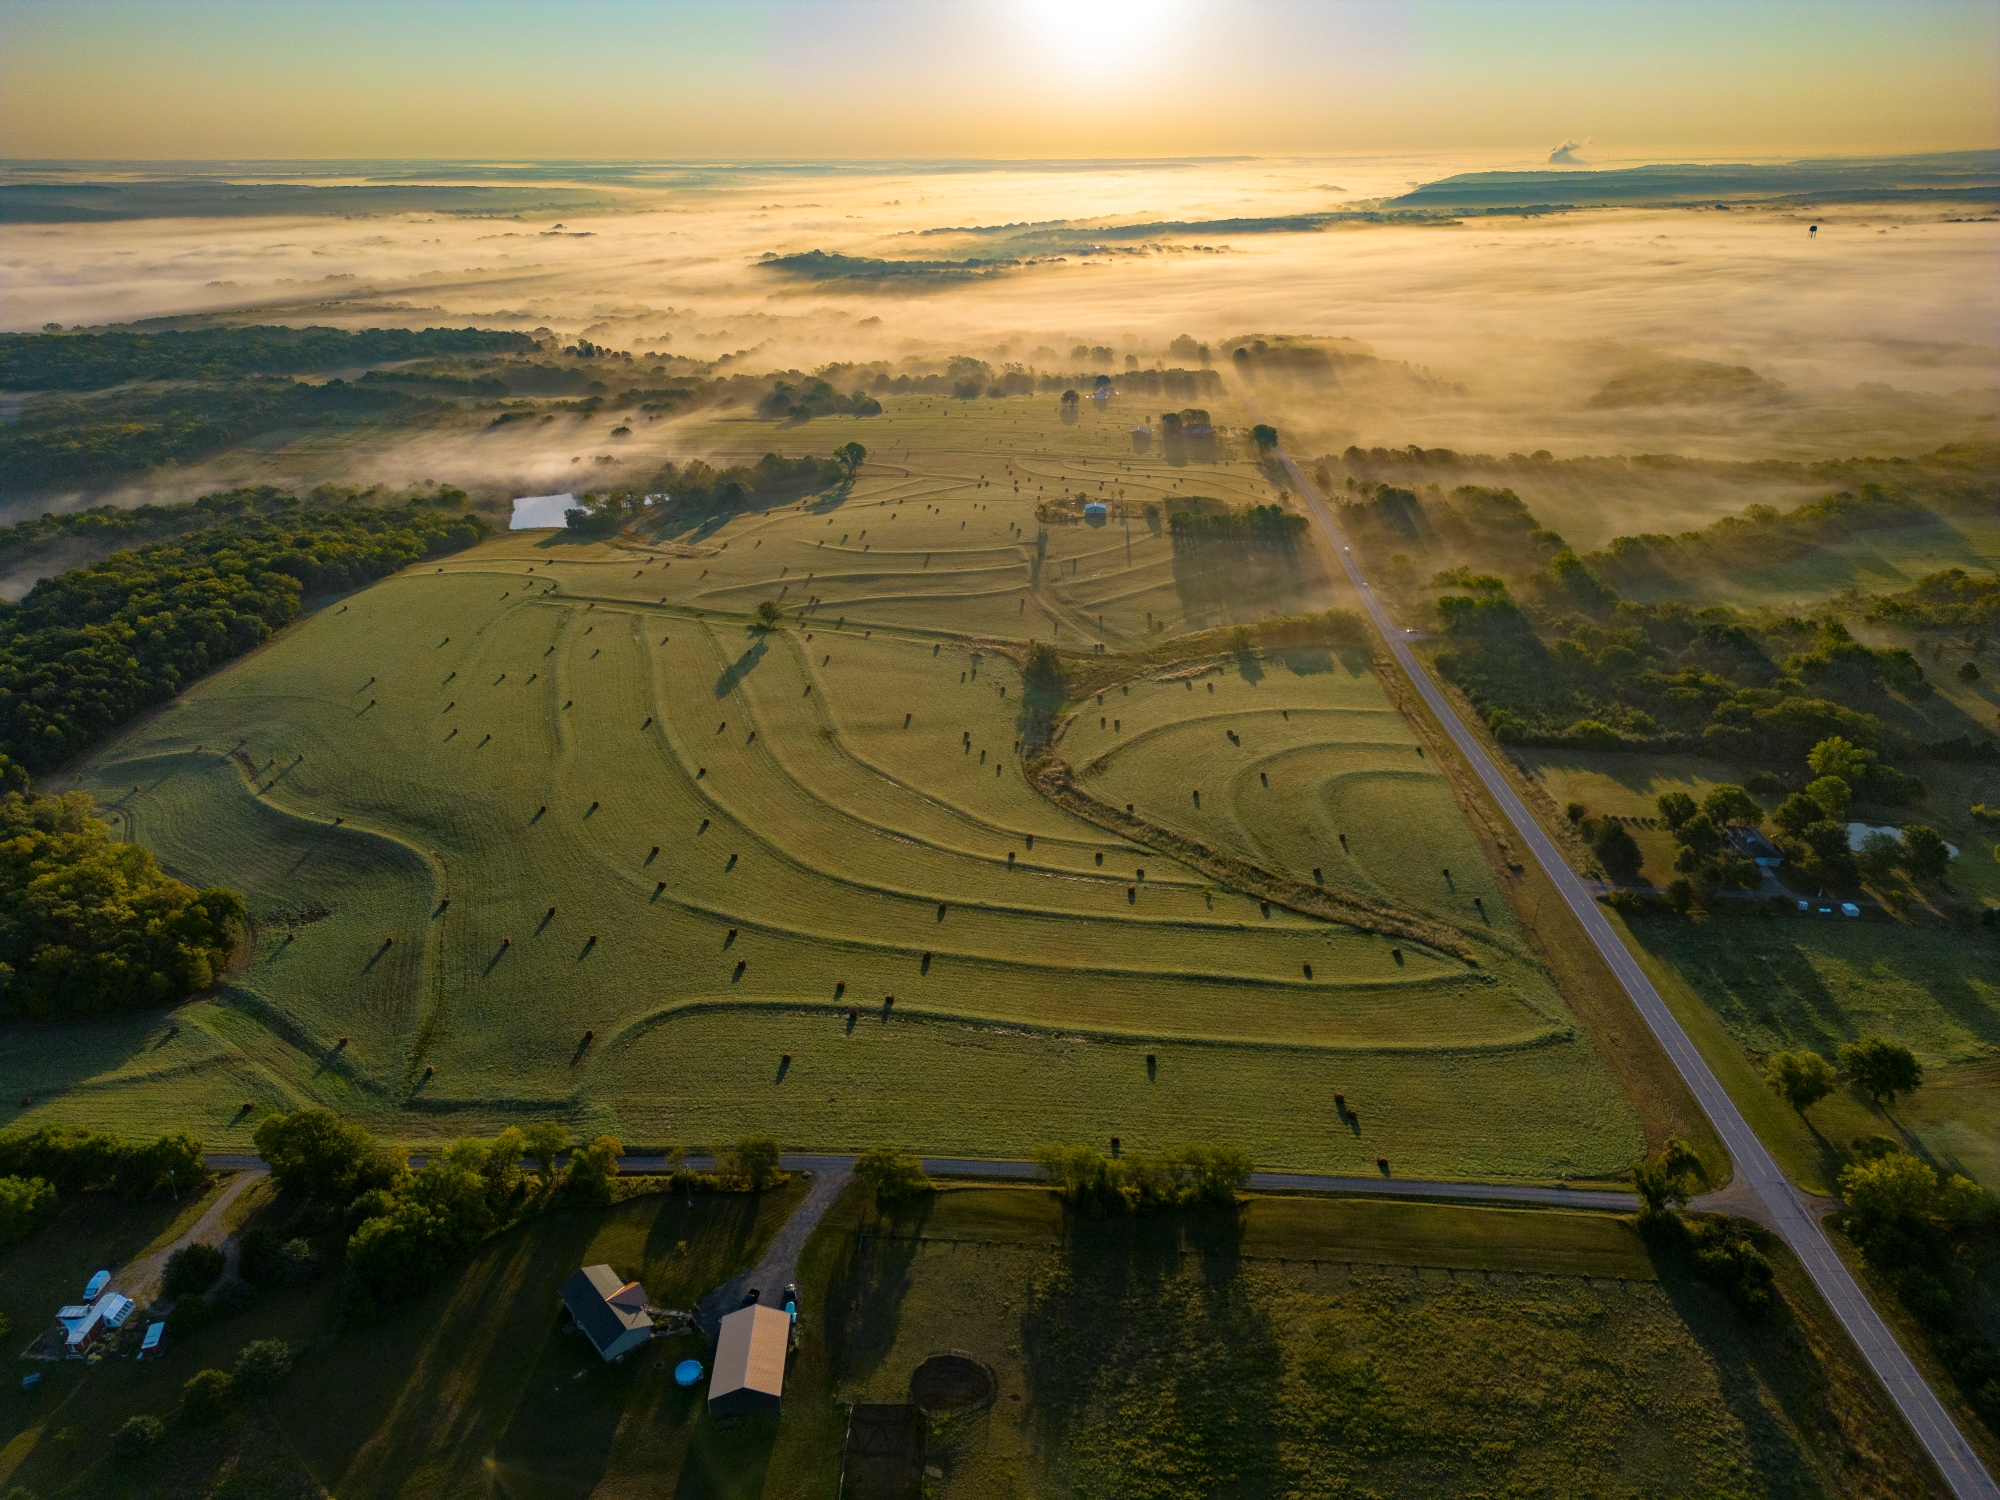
[[0, 325, 533, 391], [0, 380, 455, 492], [1034, 1142, 1251, 1215], [0, 792, 244, 1016], [0, 484, 318, 562], [0, 495, 486, 769], [0, 1124, 206, 1251], [1168, 502, 1308, 549], [1837, 1139, 1999, 1426]]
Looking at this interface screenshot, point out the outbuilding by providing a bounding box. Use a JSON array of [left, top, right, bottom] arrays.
[[63, 1291, 137, 1356], [559, 1265, 655, 1362], [708, 1303, 790, 1416], [1083, 501, 1109, 521]]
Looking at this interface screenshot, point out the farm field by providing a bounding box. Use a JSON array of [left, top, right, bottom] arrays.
[[835, 1185, 1946, 1500], [22, 398, 1648, 1181]]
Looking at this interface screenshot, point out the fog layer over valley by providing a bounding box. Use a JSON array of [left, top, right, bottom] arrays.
[[2, 156, 1994, 532]]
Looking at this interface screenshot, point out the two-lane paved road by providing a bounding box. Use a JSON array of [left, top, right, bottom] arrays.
[[1232, 377, 1997, 1499]]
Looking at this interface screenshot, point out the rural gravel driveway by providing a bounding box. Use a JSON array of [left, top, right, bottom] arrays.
[[693, 1162, 852, 1340], [114, 1166, 266, 1306], [1233, 373, 1999, 1500]]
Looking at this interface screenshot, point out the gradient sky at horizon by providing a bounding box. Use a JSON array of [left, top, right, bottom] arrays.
[[1, 0, 1995, 162]]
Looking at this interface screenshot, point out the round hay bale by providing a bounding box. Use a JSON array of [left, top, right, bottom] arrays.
[[910, 1353, 993, 1412]]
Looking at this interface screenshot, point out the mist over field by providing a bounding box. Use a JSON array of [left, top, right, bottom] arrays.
[[3, 155, 1995, 518]]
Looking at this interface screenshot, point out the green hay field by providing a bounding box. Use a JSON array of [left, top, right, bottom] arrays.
[[835, 1186, 1943, 1500], [24, 401, 1642, 1179]]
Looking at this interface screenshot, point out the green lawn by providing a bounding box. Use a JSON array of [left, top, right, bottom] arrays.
[[833, 1186, 1944, 1499], [22, 461, 1641, 1180]]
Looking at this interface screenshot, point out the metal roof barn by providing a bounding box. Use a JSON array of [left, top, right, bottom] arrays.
[[708, 1303, 789, 1416]]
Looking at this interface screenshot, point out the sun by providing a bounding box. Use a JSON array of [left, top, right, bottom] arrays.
[[1023, 0, 1184, 73]]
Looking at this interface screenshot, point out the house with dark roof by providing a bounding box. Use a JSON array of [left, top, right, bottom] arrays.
[[1725, 825, 1783, 867], [559, 1264, 654, 1362]]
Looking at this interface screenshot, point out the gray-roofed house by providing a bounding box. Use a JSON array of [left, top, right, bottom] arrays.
[[708, 1303, 790, 1416], [559, 1264, 654, 1362]]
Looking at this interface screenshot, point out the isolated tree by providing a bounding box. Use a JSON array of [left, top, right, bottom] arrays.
[[1251, 424, 1279, 451], [163, 1241, 226, 1299], [1856, 830, 1901, 885], [232, 1338, 295, 1394], [733, 1135, 782, 1190], [566, 1134, 622, 1203], [1591, 820, 1643, 883], [1839, 1035, 1923, 1105], [1700, 784, 1763, 828], [834, 440, 866, 477], [180, 1368, 234, 1424], [1023, 641, 1064, 692], [1957, 660, 1980, 682], [755, 599, 782, 629], [1764, 1050, 1836, 1113], [522, 1122, 569, 1182], [1060, 389, 1079, 409], [1632, 1137, 1706, 1221], [1656, 791, 1698, 831], [854, 1147, 932, 1204], [1901, 824, 1951, 882], [111, 1414, 165, 1460]]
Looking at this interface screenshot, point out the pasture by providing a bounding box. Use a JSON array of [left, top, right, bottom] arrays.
[[27, 398, 1643, 1180], [836, 1186, 1944, 1499]]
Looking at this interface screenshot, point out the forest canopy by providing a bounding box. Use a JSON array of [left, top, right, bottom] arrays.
[[0, 790, 243, 1017], [0, 325, 534, 391], [0, 493, 487, 770]]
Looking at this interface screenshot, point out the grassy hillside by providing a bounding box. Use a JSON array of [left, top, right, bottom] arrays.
[[26, 481, 1640, 1178]]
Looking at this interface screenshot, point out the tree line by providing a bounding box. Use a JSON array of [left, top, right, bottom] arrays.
[[0, 789, 243, 1018], [0, 495, 487, 771], [0, 325, 533, 391]]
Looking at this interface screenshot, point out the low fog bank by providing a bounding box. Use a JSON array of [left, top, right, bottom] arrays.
[[1, 156, 1992, 542]]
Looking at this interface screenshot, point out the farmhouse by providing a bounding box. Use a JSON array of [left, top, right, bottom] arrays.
[[1725, 825, 1783, 867], [708, 1303, 791, 1416], [559, 1264, 655, 1362]]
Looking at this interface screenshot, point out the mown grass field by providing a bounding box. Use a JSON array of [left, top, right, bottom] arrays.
[[834, 1185, 1944, 1500], [23, 399, 1643, 1180]]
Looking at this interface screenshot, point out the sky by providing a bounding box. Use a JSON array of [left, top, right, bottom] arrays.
[[1, 0, 1995, 162]]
